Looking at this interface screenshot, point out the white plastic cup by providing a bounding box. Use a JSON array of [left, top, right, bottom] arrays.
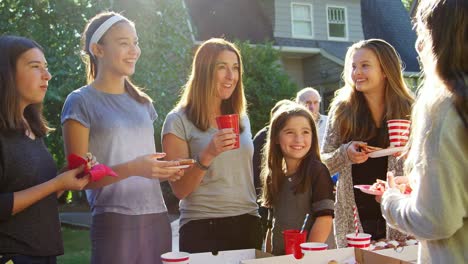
[[161, 252, 190, 264], [346, 233, 371, 249], [300, 242, 328, 254]]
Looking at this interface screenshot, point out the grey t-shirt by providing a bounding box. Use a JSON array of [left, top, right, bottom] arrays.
[[61, 85, 167, 216], [271, 160, 334, 255], [162, 108, 259, 226]]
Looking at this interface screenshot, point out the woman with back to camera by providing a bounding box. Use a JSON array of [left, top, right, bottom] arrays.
[[380, 0, 467, 263]]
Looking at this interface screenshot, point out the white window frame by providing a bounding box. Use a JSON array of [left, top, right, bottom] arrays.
[[326, 5, 348, 41], [291, 2, 314, 39]]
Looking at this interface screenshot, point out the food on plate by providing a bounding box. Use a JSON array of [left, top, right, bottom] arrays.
[[405, 239, 418, 246], [177, 158, 196, 165], [328, 260, 338, 264], [85, 152, 97, 170], [358, 143, 383, 153], [371, 238, 419, 250], [374, 241, 387, 249], [370, 179, 386, 193], [387, 240, 400, 248], [369, 179, 412, 195]]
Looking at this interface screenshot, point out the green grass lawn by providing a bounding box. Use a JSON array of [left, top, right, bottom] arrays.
[[58, 227, 90, 264]]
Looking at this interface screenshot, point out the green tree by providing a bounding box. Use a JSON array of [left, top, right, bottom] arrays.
[[237, 41, 298, 134], [0, 0, 193, 166], [1, 1, 298, 205], [401, 0, 415, 11], [1, 0, 98, 166], [108, 0, 193, 150]]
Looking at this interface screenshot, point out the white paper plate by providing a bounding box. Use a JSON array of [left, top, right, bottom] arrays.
[[167, 165, 190, 169], [368, 146, 404, 158]]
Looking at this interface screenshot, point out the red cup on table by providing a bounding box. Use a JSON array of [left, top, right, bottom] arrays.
[[387, 119, 411, 147], [300, 242, 328, 255], [346, 233, 372, 249], [161, 252, 189, 264], [215, 114, 240, 149], [283, 229, 307, 259]]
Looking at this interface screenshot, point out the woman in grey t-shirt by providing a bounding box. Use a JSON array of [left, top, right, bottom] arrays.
[[162, 38, 261, 253]]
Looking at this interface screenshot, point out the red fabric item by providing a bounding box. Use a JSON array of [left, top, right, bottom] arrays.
[[67, 154, 117, 181]]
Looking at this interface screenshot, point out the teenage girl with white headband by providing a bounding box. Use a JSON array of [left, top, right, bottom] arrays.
[[61, 12, 183, 264]]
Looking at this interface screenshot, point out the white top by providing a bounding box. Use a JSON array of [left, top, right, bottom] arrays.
[[381, 93, 468, 264], [317, 114, 328, 149]]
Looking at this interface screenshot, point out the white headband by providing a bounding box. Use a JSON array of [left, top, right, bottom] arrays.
[[89, 14, 126, 56]]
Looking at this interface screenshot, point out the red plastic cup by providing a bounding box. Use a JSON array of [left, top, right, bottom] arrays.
[[387, 119, 411, 147], [283, 229, 307, 259], [216, 114, 240, 149]]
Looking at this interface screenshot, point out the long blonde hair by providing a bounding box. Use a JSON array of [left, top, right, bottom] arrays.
[[176, 38, 246, 131], [260, 104, 320, 208], [329, 39, 414, 143], [81, 11, 152, 103]]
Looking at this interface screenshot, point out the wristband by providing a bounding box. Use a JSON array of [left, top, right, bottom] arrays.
[[195, 154, 210, 171]]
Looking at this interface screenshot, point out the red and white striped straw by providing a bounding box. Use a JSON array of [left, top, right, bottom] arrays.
[[353, 205, 359, 237]]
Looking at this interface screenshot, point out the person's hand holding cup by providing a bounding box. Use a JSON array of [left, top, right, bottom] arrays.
[[216, 114, 240, 149]]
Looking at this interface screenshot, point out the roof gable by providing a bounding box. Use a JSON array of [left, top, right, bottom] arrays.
[[360, 0, 420, 72]]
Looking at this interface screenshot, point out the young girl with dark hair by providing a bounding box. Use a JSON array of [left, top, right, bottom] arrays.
[[381, 1, 467, 263], [260, 103, 334, 255]]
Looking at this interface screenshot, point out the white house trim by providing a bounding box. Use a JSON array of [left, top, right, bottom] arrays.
[[273, 45, 321, 54], [326, 5, 349, 41], [291, 2, 314, 39]]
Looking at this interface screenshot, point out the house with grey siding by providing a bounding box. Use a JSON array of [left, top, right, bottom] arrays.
[[183, 0, 419, 111]]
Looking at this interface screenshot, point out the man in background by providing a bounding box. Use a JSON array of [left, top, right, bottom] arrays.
[[296, 87, 328, 147]]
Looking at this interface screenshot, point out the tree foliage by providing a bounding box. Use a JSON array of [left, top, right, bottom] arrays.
[[0, 0, 193, 166], [401, 0, 415, 11], [238, 41, 298, 134], [1, 0, 97, 166], [1, 1, 299, 204], [0, 0, 297, 166]]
